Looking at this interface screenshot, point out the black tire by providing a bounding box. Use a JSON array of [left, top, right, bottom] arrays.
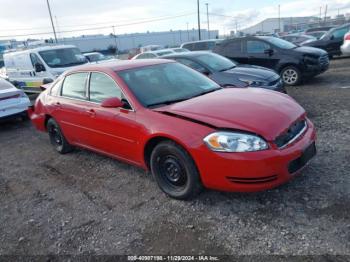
[[150, 141, 203, 200], [280, 66, 301, 86], [46, 118, 73, 154]]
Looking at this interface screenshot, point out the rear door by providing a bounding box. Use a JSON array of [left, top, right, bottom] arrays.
[[52, 72, 90, 145], [218, 39, 247, 64], [246, 39, 279, 69]]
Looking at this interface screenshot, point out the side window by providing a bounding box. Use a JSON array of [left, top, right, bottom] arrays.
[[333, 28, 348, 39], [226, 41, 242, 54], [30, 53, 44, 67], [61, 73, 88, 99], [182, 43, 193, 51], [175, 58, 207, 73], [193, 42, 207, 51], [247, 41, 270, 54], [89, 72, 121, 103], [50, 77, 64, 96]]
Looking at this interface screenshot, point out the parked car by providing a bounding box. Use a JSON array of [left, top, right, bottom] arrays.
[[214, 36, 329, 86], [280, 34, 316, 45], [305, 26, 333, 33], [180, 39, 224, 51], [170, 48, 190, 53], [305, 31, 327, 40], [84, 52, 116, 63], [132, 49, 175, 59], [140, 45, 163, 53], [4, 45, 88, 93], [341, 32, 350, 55], [302, 23, 350, 57], [163, 51, 286, 93], [29, 60, 317, 199], [0, 78, 30, 120]]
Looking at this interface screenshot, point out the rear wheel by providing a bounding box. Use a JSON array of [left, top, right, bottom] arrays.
[[46, 118, 73, 154], [150, 141, 203, 200], [281, 66, 301, 86]]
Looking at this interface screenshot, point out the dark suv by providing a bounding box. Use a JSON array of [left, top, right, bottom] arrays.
[[214, 36, 329, 85], [302, 23, 350, 57]]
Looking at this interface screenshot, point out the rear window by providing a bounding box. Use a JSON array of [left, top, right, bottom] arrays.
[[61, 73, 88, 99]]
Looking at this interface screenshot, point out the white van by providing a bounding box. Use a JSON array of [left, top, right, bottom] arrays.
[[4, 45, 88, 93]]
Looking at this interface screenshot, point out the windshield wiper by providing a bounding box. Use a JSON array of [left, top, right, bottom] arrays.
[[220, 65, 236, 72], [147, 97, 191, 108], [147, 88, 221, 108], [189, 87, 222, 98]]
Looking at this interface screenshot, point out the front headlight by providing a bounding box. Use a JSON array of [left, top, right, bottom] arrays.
[[204, 132, 269, 152], [239, 78, 268, 87]]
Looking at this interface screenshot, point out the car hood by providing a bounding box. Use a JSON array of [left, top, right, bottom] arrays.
[[223, 64, 279, 81], [154, 88, 305, 141], [293, 45, 327, 56]]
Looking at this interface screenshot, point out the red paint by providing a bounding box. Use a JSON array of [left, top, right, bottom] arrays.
[[29, 60, 317, 193]]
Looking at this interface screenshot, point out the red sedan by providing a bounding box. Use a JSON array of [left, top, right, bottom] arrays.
[[29, 60, 316, 199]]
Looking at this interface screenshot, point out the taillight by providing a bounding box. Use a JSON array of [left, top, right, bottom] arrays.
[[345, 34, 350, 41], [0, 94, 20, 101]]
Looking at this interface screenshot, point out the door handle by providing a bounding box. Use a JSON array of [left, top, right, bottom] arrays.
[[86, 109, 96, 117]]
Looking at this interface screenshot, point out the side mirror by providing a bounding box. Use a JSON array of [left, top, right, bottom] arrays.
[[43, 78, 54, 84], [198, 67, 210, 75], [330, 35, 335, 40], [101, 97, 124, 108], [264, 49, 274, 56], [34, 63, 46, 72]]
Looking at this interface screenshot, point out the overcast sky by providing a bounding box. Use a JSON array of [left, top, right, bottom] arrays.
[[0, 0, 350, 40]]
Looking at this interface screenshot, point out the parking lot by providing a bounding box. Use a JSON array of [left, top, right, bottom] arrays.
[[0, 57, 349, 256]]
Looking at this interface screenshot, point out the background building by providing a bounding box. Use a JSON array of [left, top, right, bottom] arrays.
[[241, 17, 318, 35], [57, 29, 219, 53]]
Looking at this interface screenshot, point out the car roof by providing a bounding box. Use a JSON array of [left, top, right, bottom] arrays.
[[181, 39, 223, 45], [84, 52, 102, 56], [4, 45, 77, 56], [162, 51, 212, 59], [143, 49, 175, 54], [66, 59, 173, 73]]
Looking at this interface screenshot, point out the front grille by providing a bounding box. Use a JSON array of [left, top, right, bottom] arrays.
[[275, 120, 307, 149], [226, 175, 278, 184], [288, 142, 316, 173], [319, 54, 329, 67]]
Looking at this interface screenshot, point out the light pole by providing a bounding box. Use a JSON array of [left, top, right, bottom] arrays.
[[46, 0, 58, 43], [206, 3, 210, 39], [278, 5, 281, 33], [112, 26, 118, 56], [186, 22, 190, 41], [197, 0, 201, 40]]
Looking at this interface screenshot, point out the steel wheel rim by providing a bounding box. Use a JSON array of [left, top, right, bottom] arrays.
[[282, 69, 298, 84], [158, 155, 187, 188], [49, 125, 62, 146]]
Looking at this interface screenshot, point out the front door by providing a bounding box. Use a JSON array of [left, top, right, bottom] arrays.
[[246, 40, 279, 70], [82, 72, 140, 163]]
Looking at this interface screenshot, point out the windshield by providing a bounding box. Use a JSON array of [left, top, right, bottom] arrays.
[[261, 37, 297, 49], [39, 48, 88, 68], [155, 51, 174, 56], [195, 53, 237, 72], [118, 62, 220, 107]]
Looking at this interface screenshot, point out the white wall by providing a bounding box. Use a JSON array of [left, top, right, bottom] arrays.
[[58, 30, 219, 52]]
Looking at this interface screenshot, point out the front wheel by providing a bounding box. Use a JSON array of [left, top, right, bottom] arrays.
[[46, 118, 73, 154], [150, 141, 203, 200], [281, 66, 301, 86]]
